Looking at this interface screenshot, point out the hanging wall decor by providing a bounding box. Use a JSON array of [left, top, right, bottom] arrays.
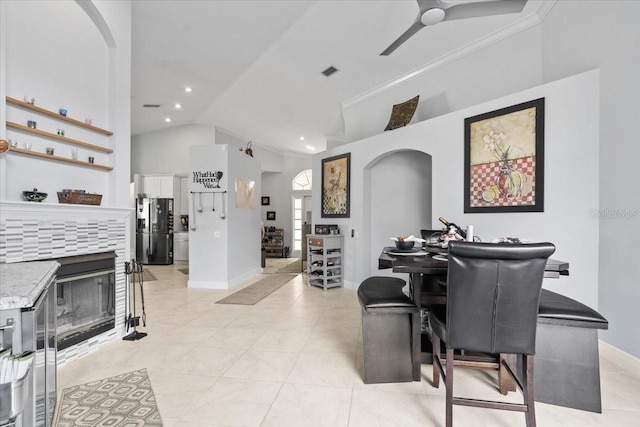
[[464, 97, 545, 213], [321, 152, 350, 218], [261, 196, 270, 206], [235, 177, 256, 209], [266, 211, 276, 221], [384, 95, 419, 131]]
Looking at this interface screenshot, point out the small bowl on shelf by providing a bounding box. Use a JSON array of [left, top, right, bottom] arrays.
[[22, 188, 48, 202]]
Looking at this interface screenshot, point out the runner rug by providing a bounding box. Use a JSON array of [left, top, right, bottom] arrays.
[[216, 273, 296, 305], [54, 368, 163, 426], [276, 258, 303, 273]]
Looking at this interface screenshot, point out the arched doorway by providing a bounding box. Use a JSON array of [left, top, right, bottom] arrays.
[[291, 169, 312, 257]]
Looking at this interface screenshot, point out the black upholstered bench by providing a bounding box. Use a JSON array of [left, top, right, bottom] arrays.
[[535, 289, 609, 412], [358, 276, 419, 384]]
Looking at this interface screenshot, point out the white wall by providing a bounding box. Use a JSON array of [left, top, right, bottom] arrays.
[[1, 0, 131, 208], [131, 124, 286, 179], [188, 144, 261, 289], [315, 71, 600, 315], [131, 124, 216, 178], [343, 26, 543, 144], [540, 1, 640, 358], [261, 154, 312, 250], [367, 150, 432, 275]]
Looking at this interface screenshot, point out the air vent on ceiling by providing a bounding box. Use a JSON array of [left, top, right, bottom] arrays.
[[143, 104, 161, 108], [321, 66, 339, 77]]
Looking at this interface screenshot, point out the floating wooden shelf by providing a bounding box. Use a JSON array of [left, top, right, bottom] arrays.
[[6, 96, 113, 136], [8, 146, 113, 171], [6, 122, 113, 153]]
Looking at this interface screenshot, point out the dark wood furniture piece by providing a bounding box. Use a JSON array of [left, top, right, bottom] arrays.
[[429, 241, 556, 427], [357, 276, 419, 383], [378, 248, 569, 369], [378, 248, 608, 413], [535, 289, 608, 413]]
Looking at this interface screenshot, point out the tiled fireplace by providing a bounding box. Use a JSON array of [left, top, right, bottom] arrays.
[[0, 201, 131, 365]]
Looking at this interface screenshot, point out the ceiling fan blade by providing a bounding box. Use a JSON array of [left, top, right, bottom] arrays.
[[380, 20, 425, 56], [443, 0, 527, 22]]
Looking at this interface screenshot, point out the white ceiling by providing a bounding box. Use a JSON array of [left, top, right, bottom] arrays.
[[131, 0, 548, 154]]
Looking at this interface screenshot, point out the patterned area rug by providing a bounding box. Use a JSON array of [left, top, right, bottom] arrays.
[[55, 369, 162, 426], [216, 273, 296, 305]]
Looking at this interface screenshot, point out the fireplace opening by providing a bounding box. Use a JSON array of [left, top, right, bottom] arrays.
[[55, 252, 116, 350]]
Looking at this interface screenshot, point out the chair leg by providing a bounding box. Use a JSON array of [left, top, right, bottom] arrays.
[[432, 333, 441, 388], [446, 348, 454, 427], [523, 354, 536, 427], [499, 353, 517, 395]]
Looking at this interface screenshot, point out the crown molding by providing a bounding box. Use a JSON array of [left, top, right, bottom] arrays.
[[343, 11, 547, 110]]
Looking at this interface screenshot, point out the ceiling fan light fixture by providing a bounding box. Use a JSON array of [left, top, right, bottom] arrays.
[[421, 8, 445, 25]]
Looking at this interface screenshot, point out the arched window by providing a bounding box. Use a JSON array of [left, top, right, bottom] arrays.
[[292, 169, 312, 190]]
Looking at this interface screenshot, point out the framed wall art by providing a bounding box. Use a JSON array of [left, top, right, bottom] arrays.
[[261, 196, 270, 206], [266, 211, 276, 221], [464, 97, 545, 213], [321, 153, 350, 218]]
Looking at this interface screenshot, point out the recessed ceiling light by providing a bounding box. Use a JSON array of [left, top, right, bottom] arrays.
[[165, 118, 171, 123], [299, 136, 305, 141], [184, 87, 192, 93], [175, 103, 182, 109], [306, 145, 315, 152]]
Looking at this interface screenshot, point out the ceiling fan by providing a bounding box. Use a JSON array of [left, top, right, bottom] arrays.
[[380, 0, 528, 56]]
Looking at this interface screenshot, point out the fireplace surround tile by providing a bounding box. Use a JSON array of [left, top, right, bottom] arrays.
[[0, 201, 131, 366]]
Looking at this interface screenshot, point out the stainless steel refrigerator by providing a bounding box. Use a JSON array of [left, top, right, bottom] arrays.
[[136, 198, 174, 264]]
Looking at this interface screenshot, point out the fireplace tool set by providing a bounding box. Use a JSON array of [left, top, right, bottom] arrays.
[[123, 259, 148, 341]]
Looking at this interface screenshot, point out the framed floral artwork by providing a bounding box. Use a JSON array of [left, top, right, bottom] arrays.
[[266, 211, 276, 221], [464, 98, 545, 213], [261, 196, 270, 206], [321, 153, 350, 218]]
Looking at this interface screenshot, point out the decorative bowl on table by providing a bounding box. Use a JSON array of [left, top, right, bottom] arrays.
[[395, 240, 415, 251], [22, 188, 48, 202]]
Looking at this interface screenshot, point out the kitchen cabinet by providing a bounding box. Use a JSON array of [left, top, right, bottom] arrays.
[[307, 234, 343, 290], [142, 175, 175, 199]]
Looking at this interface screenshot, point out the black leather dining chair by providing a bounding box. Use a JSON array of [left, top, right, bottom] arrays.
[[429, 241, 555, 427]]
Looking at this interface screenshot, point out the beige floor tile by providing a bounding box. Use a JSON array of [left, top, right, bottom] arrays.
[[349, 387, 434, 427], [262, 383, 352, 427], [55, 260, 640, 427], [222, 349, 299, 382], [183, 377, 282, 426], [286, 351, 359, 388]]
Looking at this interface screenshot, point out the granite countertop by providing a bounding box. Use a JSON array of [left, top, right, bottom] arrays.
[[0, 261, 59, 310]]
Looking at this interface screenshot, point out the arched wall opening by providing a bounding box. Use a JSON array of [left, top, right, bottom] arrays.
[[363, 149, 433, 277]]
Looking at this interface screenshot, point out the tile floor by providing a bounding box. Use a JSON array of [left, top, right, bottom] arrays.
[[57, 259, 640, 426]]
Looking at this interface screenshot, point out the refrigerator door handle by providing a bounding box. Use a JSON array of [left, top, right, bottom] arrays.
[[148, 232, 154, 256]]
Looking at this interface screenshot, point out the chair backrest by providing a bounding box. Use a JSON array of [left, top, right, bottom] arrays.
[[420, 229, 443, 245], [445, 241, 556, 355]]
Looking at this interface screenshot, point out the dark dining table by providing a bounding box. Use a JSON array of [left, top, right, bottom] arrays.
[[378, 246, 570, 381]]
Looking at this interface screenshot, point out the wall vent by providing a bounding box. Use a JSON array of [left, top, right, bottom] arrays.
[[143, 104, 161, 108], [321, 66, 339, 77]]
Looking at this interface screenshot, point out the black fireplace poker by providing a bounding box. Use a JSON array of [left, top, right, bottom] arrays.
[[123, 259, 148, 341]]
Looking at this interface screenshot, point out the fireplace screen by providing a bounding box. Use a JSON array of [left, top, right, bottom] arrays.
[[55, 253, 116, 350]]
